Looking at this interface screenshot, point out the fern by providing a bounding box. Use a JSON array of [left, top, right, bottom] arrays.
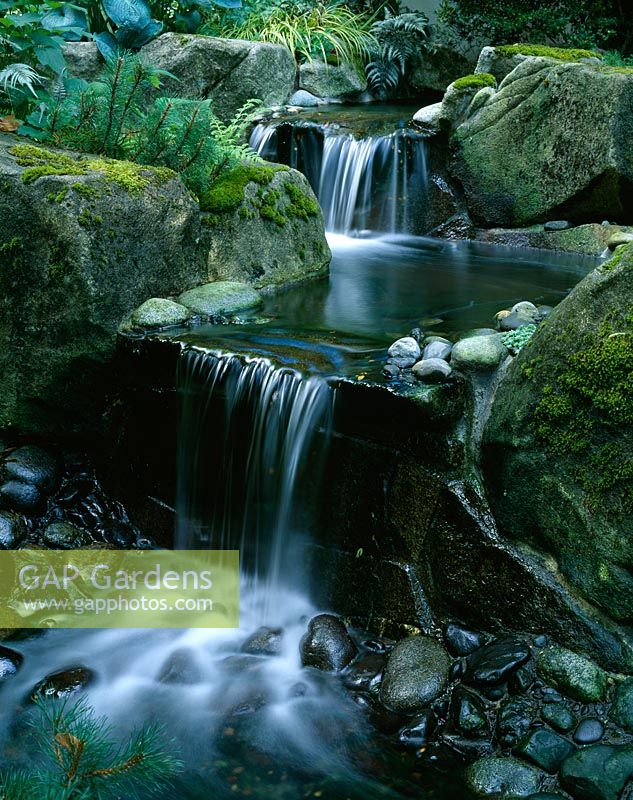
[[0, 63, 44, 97], [366, 10, 430, 95]]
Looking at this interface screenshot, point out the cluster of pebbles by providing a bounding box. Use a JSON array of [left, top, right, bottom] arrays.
[[383, 301, 554, 382]]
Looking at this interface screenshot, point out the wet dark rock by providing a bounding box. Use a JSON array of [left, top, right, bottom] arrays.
[[573, 718, 604, 744], [609, 678, 633, 733], [157, 648, 202, 685], [408, 328, 422, 343], [289, 681, 308, 698], [379, 636, 451, 714], [498, 311, 536, 331], [527, 795, 567, 799], [342, 653, 384, 693], [465, 639, 531, 686], [300, 614, 357, 672], [465, 755, 543, 797], [383, 362, 401, 379], [0, 645, 23, 682], [412, 358, 453, 383], [514, 728, 575, 774], [0, 481, 42, 513], [451, 686, 488, 737], [32, 666, 95, 700], [559, 744, 633, 800], [102, 522, 137, 548], [0, 511, 27, 548], [135, 536, 157, 549], [449, 659, 464, 681], [2, 446, 58, 492], [511, 660, 537, 693], [537, 647, 608, 703], [541, 687, 563, 703], [42, 522, 91, 549], [241, 626, 284, 656], [423, 341, 452, 361], [427, 734, 494, 765], [362, 638, 391, 654], [397, 709, 435, 750], [542, 702, 576, 733], [445, 623, 487, 657], [498, 695, 538, 747], [534, 635, 548, 648]]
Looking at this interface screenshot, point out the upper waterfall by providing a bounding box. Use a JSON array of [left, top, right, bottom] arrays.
[[250, 121, 428, 236]]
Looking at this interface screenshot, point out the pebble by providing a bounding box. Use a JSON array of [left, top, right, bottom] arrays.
[[465, 639, 531, 686], [560, 744, 633, 800], [241, 626, 284, 656], [387, 337, 421, 368], [0, 511, 27, 548], [380, 635, 450, 714], [542, 702, 576, 733], [537, 647, 608, 703], [397, 709, 435, 749], [544, 220, 572, 231], [445, 624, 487, 657], [412, 358, 452, 383], [573, 717, 604, 744], [300, 614, 357, 672], [465, 756, 542, 797], [514, 728, 574, 774], [451, 686, 488, 736], [609, 678, 633, 733], [423, 341, 452, 361], [31, 666, 95, 700]]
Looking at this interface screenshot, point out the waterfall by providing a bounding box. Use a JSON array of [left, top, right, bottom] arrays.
[[250, 122, 428, 236], [176, 349, 333, 621]]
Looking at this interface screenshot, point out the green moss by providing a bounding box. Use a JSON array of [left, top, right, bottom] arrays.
[[285, 182, 320, 220], [199, 165, 286, 214], [46, 188, 68, 204], [11, 145, 174, 194], [534, 306, 633, 512], [452, 73, 496, 91], [495, 44, 600, 62], [71, 182, 102, 199], [602, 245, 628, 272], [259, 189, 286, 226], [0, 236, 22, 257]]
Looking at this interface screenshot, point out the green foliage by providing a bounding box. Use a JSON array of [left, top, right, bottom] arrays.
[[603, 49, 633, 67], [452, 72, 496, 90], [19, 54, 261, 201], [0, 696, 181, 799], [495, 43, 599, 61], [204, 0, 376, 65], [501, 324, 537, 353], [366, 9, 429, 95], [436, 0, 621, 51]]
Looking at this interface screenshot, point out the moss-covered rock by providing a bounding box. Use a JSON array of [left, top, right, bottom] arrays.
[[201, 165, 331, 290], [299, 60, 367, 100], [483, 244, 633, 629], [0, 133, 205, 437], [476, 44, 601, 82], [130, 298, 191, 329], [451, 57, 633, 226], [537, 646, 608, 702], [178, 282, 263, 316]]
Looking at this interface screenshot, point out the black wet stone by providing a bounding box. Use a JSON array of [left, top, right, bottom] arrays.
[[0, 645, 23, 682], [2, 446, 59, 491], [31, 666, 95, 700], [514, 728, 575, 774], [0, 480, 42, 513], [465, 639, 531, 686], [511, 660, 537, 694], [445, 623, 487, 657], [449, 659, 464, 681], [573, 718, 604, 744], [342, 653, 384, 693], [241, 626, 284, 656], [451, 686, 488, 737], [527, 795, 567, 799], [498, 695, 538, 747], [0, 510, 27, 548], [542, 702, 576, 733], [397, 709, 435, 750], [560, 744, 633, 800], [157, 648, 202, 684], [609, 678, 633, 733], [42, 522, 91, 549], [300, 614, 357, 672]]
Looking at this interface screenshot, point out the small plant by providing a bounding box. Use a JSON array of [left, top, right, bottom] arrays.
[[0, 696, 181, 799], [206, 0, 376, 65], [603, 49, 633, 67], [502, 324, 537, 353], [365, 9, 430, 95]]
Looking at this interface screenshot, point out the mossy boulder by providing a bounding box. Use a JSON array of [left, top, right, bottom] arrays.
[[130, 298, 191, 329], [475, 44, 601, 82], [0, 134, 205, 437], [299, 61, 367, 99], [65, 34, 296, 122], [483, 245, 633, 634], [451, 57, 633, 226], [178, 282, 262, 316], [201, 165, 331, 289]]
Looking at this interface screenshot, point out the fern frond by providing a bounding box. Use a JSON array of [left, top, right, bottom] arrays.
[[0, 63, 44, 97]]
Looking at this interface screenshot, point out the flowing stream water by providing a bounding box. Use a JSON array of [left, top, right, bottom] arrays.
[[0, 108, 601, 799]]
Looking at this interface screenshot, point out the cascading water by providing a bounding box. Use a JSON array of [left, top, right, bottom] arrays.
[[176, 349, 333, 622], [250, 122, 428, 236]]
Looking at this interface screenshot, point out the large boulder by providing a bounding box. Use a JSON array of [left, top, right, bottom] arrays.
[[409, 44, 473, 93], [65, 34, 296, 121], [483, 244, 633, 630], [299, 61, 367, 100], [201, 165, 331, 289], [0, 134, 205, 436], [451, 58, 633, 226]]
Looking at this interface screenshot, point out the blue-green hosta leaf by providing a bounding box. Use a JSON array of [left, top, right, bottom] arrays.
[[102, 0, 152, 30], [210, 0, 242, 8], [175, 9, 201, 32], [114, 18, 162, 49], [34, 44, 66, 74], [94, 30, 120, 61], [41, 5, 88, 41]]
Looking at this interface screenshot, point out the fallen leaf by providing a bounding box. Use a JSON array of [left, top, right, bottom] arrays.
[[0, 116, 20, 133]]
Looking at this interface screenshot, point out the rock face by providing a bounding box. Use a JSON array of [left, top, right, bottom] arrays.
[[202, 166, 331, 289], [299, 61, 367, 99], [483, 245, 633, 632], [409, 44, 473, 93], [66, 34, 296, 121], [0, 135, 205, 436], [451, 58, 633, 225]]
